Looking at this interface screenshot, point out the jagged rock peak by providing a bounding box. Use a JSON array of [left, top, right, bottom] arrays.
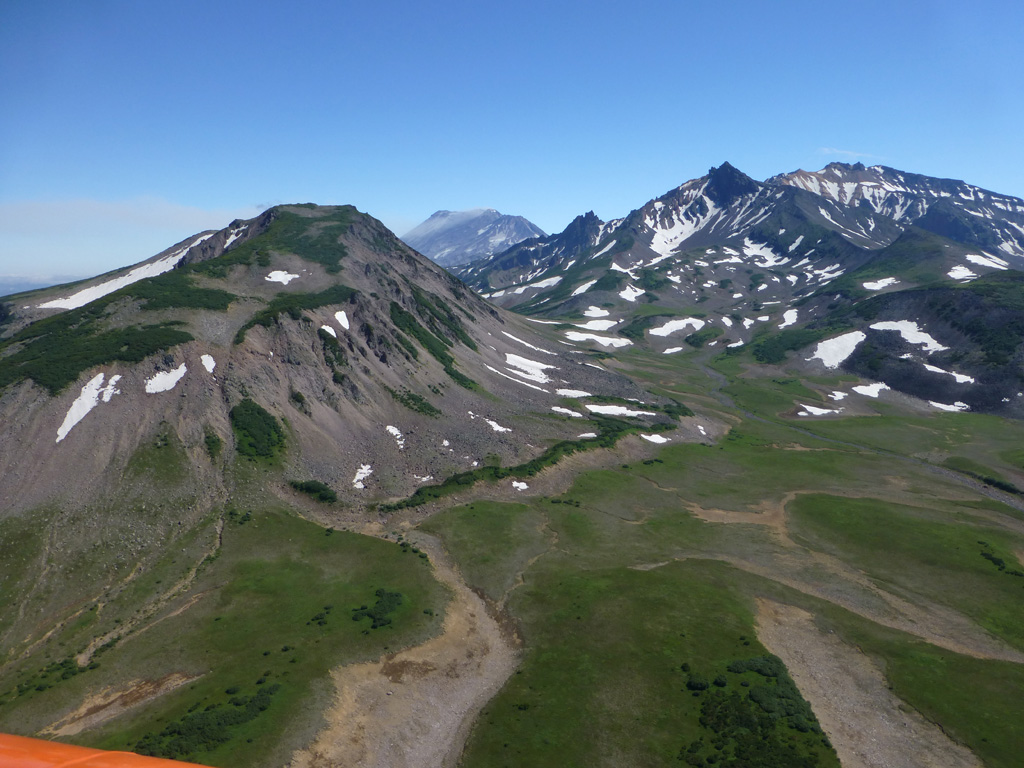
[[704, 161, 761, 207]]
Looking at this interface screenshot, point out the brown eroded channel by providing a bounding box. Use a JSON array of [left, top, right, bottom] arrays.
[[289, 533, 519, 768]]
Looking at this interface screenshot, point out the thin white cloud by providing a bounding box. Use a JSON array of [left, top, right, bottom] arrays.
[[0, 197, 263, 281]]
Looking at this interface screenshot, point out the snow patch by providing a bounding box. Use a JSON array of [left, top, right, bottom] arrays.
[[948, 265, 977, 281], [923, 364, 974, 383], [352, 464, 373, 489], [506, 353, 557, 384], [556, 388, 592, 398], [808, 331, 866, 368], [386, 425, 405, 449], [862, 277, 899, 290], [853, 382, 889, 398], [56, 373, 122, 442], [649, 318, 704, 337], [577, 432, 597, 439], [265, 271, 299, 284], [572, 280, 598, 297], [797, 403, 842, 416], [38, 233, 213, 310], [965, 253, 1009, 270], [564, 331, 633, 348], [335, 311, 350, 330], [502, 332, 557, 355], [930, 401, 969, 412], [145, 364, 187, 394], [778, 310, 798, 329], [551, 407, 584, 418], [585, 404, 656, 417], [320, 324, 337, 338], [201, 355, 216, 373], [619, 285, 646, 302], [641, 434, 670, 443], [573, 319, 618, 331], [869, 321, 947, 352], [583, 306, 610, 317], [512, 481, 529, 491]]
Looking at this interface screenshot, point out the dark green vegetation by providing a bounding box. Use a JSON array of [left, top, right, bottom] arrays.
[[234, 284, 357, 344], [289, 480, 337, 503], [193, 207, 354, 278], [230, 398, 285, 459], [383, 415, 674, 511], [126, 270, 236, 312], [388, 300, 476, 388], [750, 327, 833, 364], [387, 386, 442, 416], [0, 306, 193, 394], [0, 507, 446, 767], [351, 588, 404, 629]]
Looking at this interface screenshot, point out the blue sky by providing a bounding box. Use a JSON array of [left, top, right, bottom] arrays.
[[2, 0, 1023, 285]]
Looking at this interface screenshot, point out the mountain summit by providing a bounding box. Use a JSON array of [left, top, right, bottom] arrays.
[[402, 208, 545, 267]]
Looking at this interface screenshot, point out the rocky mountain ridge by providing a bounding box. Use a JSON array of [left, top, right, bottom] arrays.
[[455, 162, 1024, 418]]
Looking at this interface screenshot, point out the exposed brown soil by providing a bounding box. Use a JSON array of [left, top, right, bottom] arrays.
[[288, 532, 520, 768], [756, 599, 982, 768], [43, 672, 201, 737]]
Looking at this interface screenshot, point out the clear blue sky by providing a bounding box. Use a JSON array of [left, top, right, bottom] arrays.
[[2, 0, 1023, 284]]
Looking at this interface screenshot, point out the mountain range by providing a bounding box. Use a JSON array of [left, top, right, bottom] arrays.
[[2, 162, 1024, 768], [457, 161, 1024, 417]]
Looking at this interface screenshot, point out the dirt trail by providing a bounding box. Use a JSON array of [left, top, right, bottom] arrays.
[[756, 599, 982, 768], [289, 533, 519, 768], [42, 673, 200, 737]]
